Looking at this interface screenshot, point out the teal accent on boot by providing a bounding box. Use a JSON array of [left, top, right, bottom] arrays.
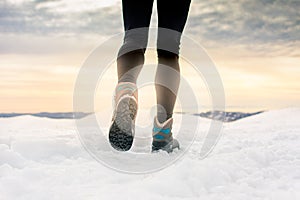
[[152, 127, 171, 134], [154, 135, 165, 140]]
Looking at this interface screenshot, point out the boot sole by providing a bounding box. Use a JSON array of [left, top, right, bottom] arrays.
[[109, 96, 137, 151]]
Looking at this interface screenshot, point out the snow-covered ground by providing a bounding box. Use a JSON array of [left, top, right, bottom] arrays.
[[0, 108, 299, 199]]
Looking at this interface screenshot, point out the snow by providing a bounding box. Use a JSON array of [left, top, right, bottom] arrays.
[[0, 108, 300, 199]]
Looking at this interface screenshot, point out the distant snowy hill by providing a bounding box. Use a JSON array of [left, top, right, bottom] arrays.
[[0, 108, 299, 199], [0, 112, 90, 119]]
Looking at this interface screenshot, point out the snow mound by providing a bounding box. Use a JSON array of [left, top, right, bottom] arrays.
[[0, 108, 299, 199], [232, 107, 300, 125]]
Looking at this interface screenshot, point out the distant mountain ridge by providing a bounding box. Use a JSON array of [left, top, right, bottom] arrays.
[[193, 111, 264, 122], [0, 111, 263, 122], [0, 112, 90, 119]]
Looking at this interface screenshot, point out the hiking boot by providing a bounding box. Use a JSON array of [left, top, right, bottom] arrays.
[[109, 82, 138, 151], [152, 117, 180, 153]]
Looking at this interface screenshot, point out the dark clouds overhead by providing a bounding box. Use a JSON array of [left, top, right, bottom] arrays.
[[0, 0, 299, 48], [187, 0, 300, 44], [0, 0, 122, 35]]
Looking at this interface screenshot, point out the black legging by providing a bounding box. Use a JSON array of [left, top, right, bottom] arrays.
[[117, 0, 191, 123]]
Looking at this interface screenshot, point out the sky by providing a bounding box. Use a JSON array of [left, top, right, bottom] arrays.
[[0, 0, 299, 113]]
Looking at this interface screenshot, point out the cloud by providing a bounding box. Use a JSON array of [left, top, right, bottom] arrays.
[[186, 0, 300, 49], [0, 0, 122, 54], [0, 0, 122, 35], [189, 0, 300, 42], [35, 0, 119, 13], [0, 0, 299, 56]]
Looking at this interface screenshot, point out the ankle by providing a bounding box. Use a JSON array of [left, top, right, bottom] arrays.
[[157, 112, 172, 124], [115, 82, 138, 98]]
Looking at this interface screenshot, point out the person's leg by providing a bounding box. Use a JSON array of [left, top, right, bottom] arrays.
[[152, 0, 191, 152], [110, 0, 154, 151], [117, 0, 154, 83], [155, 0, 191, 123]]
